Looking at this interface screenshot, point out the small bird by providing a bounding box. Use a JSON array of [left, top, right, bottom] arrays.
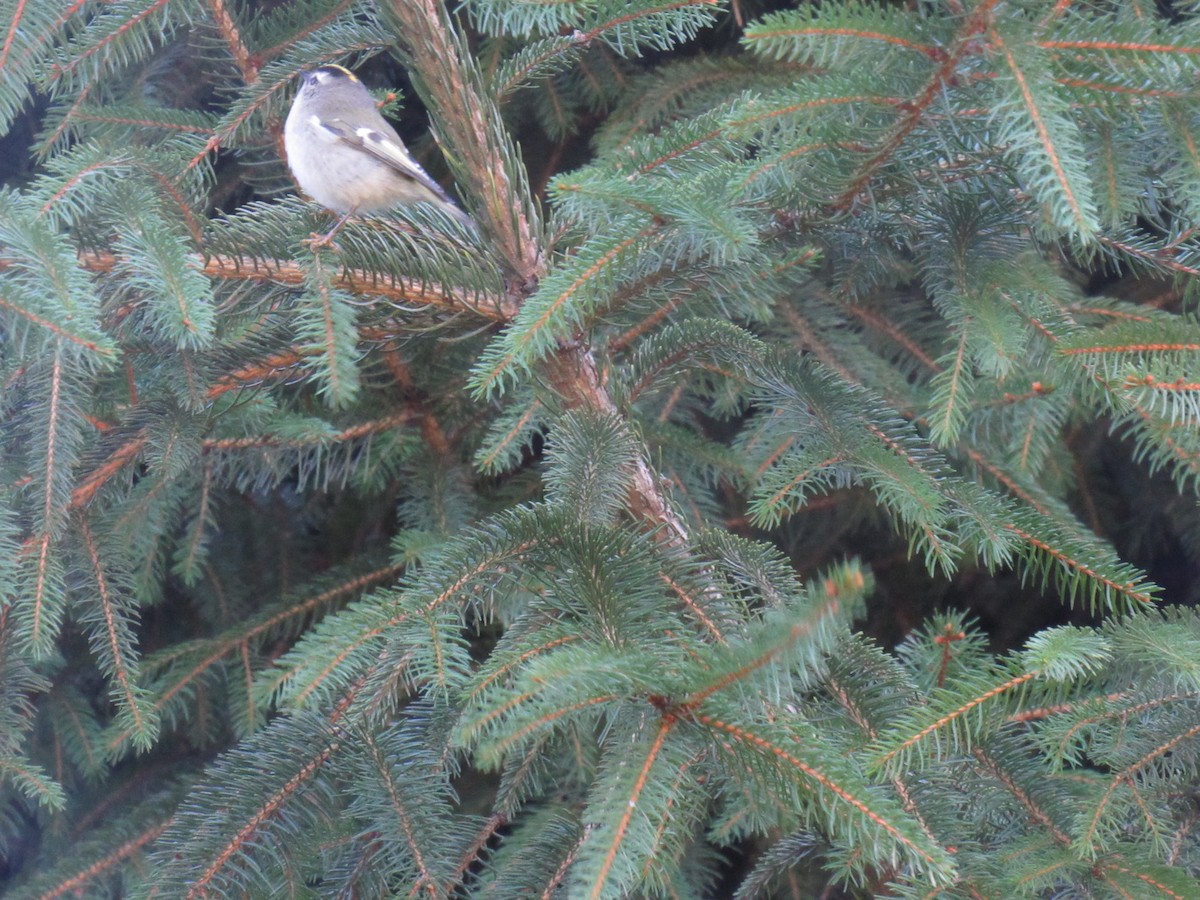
[[283, 64, 471, 243]]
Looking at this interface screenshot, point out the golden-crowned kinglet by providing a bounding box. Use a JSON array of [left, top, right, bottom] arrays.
[[284, 65, 470, 240]]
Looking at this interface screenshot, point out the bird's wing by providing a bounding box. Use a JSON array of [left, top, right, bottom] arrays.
[[315, 116, 455, 205]]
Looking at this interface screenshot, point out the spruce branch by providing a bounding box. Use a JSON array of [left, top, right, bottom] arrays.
[[692, 710, 953, 879], [104, 562, 404, 756], [578, 714, 681, 899], [206, 0, 257, 83], [989, 21, 1099, 239], [46, 0, 175, 90], [179, 733, 340, 899], [828, 0, 1002, 213], [247, 0, 360, 66], [6, 1, 1200, 894], [66, 249, 507, 318], [78, 516, 157, 750], [383, 0, 544, 286], [542, 346, 692, 544], [1080, 719, 1200, 858], [26, 815, 173, 900], [0, 291, 117, 358], [70, 432, 147, 510]]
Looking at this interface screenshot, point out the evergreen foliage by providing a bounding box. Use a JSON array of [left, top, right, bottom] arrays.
[[2, 0, 1200, 896]]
